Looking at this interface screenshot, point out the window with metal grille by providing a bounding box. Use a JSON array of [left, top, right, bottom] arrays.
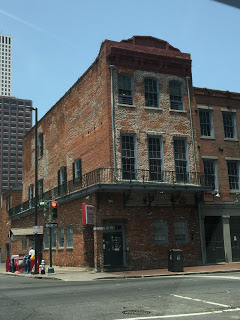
[[227, 161, 239, 191], [199, 109, 213, 137], [144, 78, 158, 108], [203, 159, 216, 189], [118, 74, 133, 105], [121, 134, 136, 180], [174, 220, 188, 243], [148, 136, 163, 181], [152, 220, 168, 244], [173, 138, 189, 183], [169, 81, 183, 110], [222, 112, 236, 139]]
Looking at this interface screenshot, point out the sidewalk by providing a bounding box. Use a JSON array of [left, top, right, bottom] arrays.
[[0, 262, 240, 281]]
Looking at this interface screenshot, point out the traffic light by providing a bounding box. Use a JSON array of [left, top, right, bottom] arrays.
[[51, 201, 58, 219], [43, 205, 47, 220]]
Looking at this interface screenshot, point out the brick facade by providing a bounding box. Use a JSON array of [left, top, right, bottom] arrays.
[[1, 36, 239, 270]]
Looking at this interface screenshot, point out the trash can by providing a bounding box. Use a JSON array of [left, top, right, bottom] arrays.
[[168, 249, 183, 272]]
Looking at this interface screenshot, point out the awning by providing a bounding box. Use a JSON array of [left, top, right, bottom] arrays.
[[11, 227, 43, 236]]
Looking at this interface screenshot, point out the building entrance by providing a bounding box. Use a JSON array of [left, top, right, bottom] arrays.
[[103, 224, 124, 268], [204, 216, 225, 264], [230, 217, 240, 262]]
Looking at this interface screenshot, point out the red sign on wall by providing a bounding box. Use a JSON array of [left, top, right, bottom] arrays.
[[82, 203, 94, 226]]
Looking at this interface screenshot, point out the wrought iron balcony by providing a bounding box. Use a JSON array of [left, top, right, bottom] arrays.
[[8, 168, 208, 218]]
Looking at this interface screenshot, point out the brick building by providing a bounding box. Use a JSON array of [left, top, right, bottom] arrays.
[[2, 36, 238, 270], [194, 88, 240, 264]]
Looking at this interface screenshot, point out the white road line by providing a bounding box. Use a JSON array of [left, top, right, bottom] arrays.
[[172, 294, 231, 308], [113, 307, 240, 320]]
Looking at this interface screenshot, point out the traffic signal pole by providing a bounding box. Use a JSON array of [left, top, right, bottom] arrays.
[[39, 200, 58, 274]]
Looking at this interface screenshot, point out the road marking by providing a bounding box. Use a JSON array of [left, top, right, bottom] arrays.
[[171, 294, 231, 308], [113, 307, 240, 320]]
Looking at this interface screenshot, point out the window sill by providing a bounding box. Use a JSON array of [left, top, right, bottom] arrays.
[[200, 136, 215, 140], [66, 247, 73, 250], [144, 106, 162, 111], [117, 103, 136, 108], [169, 109, 187, 114], [224, 138, 239, 142]]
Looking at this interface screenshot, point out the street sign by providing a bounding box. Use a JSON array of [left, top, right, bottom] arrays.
[[45, 223, 58, 228]]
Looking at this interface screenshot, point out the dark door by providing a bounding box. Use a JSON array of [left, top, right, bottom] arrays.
[[204, 216, 225, 264], [230, 217, 240, 262], [103, 232, 123, 268]]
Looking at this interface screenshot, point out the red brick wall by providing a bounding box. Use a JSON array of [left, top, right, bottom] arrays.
[[194, 88, 240, 202], [22, 44, 113, 202]]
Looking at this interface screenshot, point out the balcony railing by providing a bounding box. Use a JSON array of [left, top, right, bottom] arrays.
[[8, 168, 207, 218]]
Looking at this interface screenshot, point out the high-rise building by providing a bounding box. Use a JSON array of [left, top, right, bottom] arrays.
[[0, 96, 32, 195], [0, 34, 12, 97]]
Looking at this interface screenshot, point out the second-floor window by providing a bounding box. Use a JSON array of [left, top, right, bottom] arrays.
[[29, 184, 34, 207], [222, 112, 236, 139], [199, 109, 213, 137], [118, 74, 133, 105], [38, 132, 43, 157], [58, 166, 67, 194], [72, 158, 82, 183], [203, 159, 217, 189], [38, 179, 43, 201], [169, 80, 183, 110], [173, 138, 189, 183], [227, 161, 239, 191], [121, 133, 137, 180], [148, 136, 163, 181], [144, 78, 158, 108], [6, 195, 11, 211]]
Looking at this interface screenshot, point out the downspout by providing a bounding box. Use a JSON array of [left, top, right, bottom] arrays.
[[186, 76, 198, 182], [109, 65, 117, 179]]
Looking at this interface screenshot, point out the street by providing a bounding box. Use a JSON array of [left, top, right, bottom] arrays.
[[0, 273, 240, 320]]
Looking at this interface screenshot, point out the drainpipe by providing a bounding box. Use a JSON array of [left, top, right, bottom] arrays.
[[109, 65, 117, 179], [186, 76, 198, 182]]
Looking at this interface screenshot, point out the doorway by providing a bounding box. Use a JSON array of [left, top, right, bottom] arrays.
[[204, 216, 225, 264], [103, 224, 125, 268], [230, 217, 240, 262]]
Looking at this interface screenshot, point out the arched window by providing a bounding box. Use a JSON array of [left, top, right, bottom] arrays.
[[169, 80, 183, 110]]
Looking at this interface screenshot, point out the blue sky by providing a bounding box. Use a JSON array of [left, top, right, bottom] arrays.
[[0, 0, 239, 121]]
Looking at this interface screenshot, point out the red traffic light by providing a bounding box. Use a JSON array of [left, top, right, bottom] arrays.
[[51, 201, 57, 208]]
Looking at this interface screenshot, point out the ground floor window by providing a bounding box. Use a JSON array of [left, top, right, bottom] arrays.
[[174, 220, 188, 243], [22, 238, 27, 251], [152, 220, 168, 244], [66, 226, 73, 248], [58, 228, 64, 248]]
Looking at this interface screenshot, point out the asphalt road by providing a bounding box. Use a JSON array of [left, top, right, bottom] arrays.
[[0, 272, 240, 320]]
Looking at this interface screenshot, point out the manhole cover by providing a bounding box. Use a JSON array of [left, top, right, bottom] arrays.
[[122, 310, 151, 315]]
